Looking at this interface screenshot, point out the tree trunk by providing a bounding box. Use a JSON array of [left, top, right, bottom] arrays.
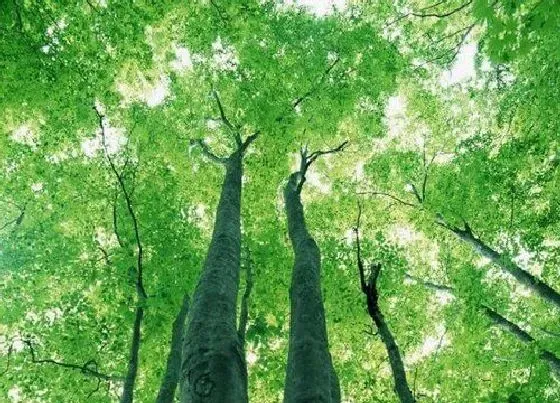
[[181, 152, 248, 403], [449, 226, 560, 310], [407, 273, 560, 376], [369, 307, 415, 403], [120, 306, 144, 403], [156, 295, 190, 403], [283, 172, 340, 403], [483, 306, 560, 375]]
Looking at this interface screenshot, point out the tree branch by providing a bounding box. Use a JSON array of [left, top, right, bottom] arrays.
[[295, 140, 348, 193], [353, 210, 415, 403], [276, 57, 340, 123], [212, 89, 241, 145], [24, 340, 122, 381], [357, 191, 418, 208], [94, 105, 147, 403], [190, 138, 227, 164], [411, 278, 560, 375], [411, 1, 472, 18], [95, 106, 146, 300]]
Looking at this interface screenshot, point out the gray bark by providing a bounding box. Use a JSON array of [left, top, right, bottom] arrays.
[[181, 152, 248, 403], [283, 171, 340, 403], [444, 223, 560, 310], [483, 306, 560, 375], [156, 295, 190, 403]]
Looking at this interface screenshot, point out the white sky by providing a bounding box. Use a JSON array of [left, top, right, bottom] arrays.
[[440, 42, 477, 87], [282, 0, 346, 16]]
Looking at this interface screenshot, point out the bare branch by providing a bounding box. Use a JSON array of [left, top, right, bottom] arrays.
[[404, 273, 454, 293], [353, 207, 415, 402], [357, 191, 418, 208], [276, 57, 340, 123], [295, 140, 348, 193], [212, 89, 241, 145], [412, 1, 472, 18], [190, 139, 227, 164], [410, 184, 423, 204], [0, 202, 26, 231], [354, 201, 367, 293], [94, 105, 147, 301], [24, 340, 122, 381], [113, 185, 125, 248], [239, 131, 260, 155]]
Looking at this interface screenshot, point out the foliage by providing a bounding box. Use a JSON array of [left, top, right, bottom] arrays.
[[1, 0, 559, 402]]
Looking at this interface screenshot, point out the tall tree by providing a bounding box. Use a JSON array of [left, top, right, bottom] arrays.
[[181, 91, 258, 403], [283, 142, 346, 403], [95, 105, 147, 403]]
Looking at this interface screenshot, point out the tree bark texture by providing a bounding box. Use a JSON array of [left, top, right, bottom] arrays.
[[283, 172, 340, 403], [181, 153, 248, 403], [120, 306, 144, 403]]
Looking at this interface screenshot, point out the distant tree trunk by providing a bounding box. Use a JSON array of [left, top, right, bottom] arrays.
[[156, 295, 190, 403], [439, 221, 560, 310], [369, 305, 415, 403], [283, 144, 343, 403], [483, 307, 560, 375], [355, 206, 415, 403], [121, 306, 144, 403], [407, 273, 560, 376]]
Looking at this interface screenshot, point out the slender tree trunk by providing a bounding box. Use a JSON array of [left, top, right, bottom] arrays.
[[283, 171, 340, 403], [446, 225, 560, 309], [156, 295, 190, 403], [182, 152, 248, 403], [120, 306, 144, 403], [483, 306, 560, 375], [369, 306, 415, 403], [407, 274, 560, 376]]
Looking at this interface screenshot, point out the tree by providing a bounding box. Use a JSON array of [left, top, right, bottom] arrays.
[[354, 203, 415, 403], [181, 93, 258, 402], [2, 1, 559, 402], [283, 142, 346, 403]]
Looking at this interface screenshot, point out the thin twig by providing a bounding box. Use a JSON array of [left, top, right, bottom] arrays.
[[412, 1, 472, 18], [24, 340, 122, 381], [357, 191, 418, 208], [190, 139, 227, 164]]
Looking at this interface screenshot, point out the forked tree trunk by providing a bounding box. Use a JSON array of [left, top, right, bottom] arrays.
[[283, 171, 340, 403]]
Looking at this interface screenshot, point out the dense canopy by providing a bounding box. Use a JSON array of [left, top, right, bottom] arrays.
[[1, 0, 559, 402]]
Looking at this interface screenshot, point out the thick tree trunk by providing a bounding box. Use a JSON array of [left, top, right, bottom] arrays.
[[283, 172, 340, 403], [181, 153, 248, 403], [448, 226, 560, 310], [120, 306, 144, 403], [156, 295, 190, 403]]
